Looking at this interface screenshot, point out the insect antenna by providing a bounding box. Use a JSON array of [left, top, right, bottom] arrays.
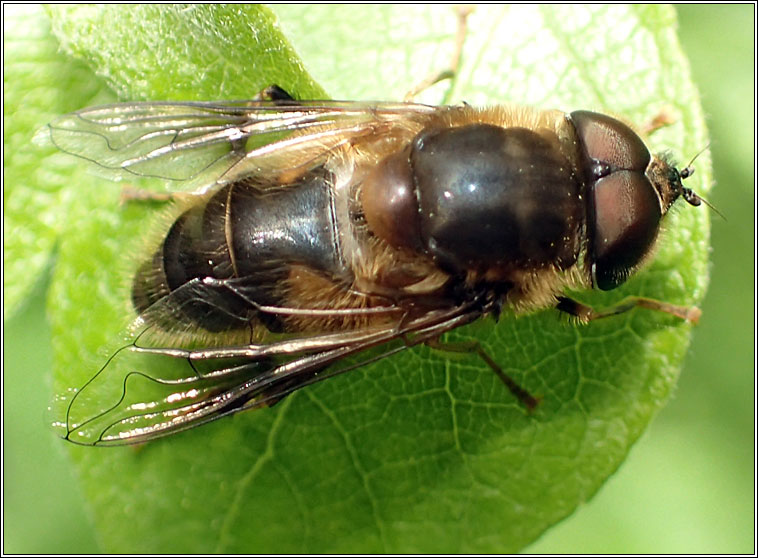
[[679, 143, 725, 220]]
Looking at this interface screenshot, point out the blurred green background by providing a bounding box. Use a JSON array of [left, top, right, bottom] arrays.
[[3, 4, 754, 553]]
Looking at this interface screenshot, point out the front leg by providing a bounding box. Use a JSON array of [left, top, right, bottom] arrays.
[[556, 296, 701, 324]]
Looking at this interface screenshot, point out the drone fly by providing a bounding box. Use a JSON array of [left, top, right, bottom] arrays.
[[46, 86, 703, 446]]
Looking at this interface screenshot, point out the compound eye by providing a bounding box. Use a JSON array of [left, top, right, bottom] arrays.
[[571, 111, 650, 172], [592, 170, 662, 290]]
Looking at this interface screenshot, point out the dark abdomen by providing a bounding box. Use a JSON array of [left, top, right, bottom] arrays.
[[132, 168, 346, 333]]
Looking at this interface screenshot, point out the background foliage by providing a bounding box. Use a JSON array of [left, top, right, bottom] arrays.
[[3, 4, 753, 553]]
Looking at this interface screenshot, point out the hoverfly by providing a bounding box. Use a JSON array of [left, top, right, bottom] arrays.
[[47, 85, 703, 446]]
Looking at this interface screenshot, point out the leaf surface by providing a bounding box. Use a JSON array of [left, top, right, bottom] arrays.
[[16, 4, 711, 553]]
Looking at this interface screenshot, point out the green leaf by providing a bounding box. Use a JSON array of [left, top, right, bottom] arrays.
[[47, 4, 326, 101], [2, 5, 116, 318], [28, 4, 710, 553]]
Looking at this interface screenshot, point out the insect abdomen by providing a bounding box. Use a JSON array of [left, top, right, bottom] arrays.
[[131, 168, 346, 333]]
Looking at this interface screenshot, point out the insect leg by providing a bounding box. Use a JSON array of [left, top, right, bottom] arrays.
[[403, 6, 473, 102], [119, 185, 199, 205], [641, 107, 677, 135], [425, 338, 540, 411], [254, 84, 297, 103], [556, 296, 701, 324]]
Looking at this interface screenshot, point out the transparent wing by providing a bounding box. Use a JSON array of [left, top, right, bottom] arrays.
[[46, 96, 453, 446], [45, 99, 435, 189], [51, 300, 481, 447]]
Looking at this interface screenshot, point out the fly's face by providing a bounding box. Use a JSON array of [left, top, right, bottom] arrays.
[[45, 90, 703, 446]]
